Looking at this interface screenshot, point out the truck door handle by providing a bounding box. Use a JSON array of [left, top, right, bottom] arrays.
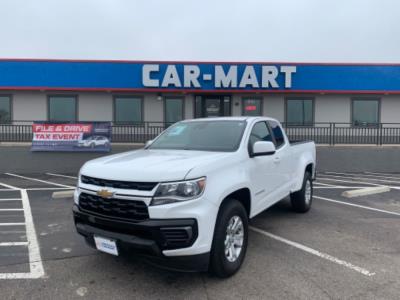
[[273, 157, 281, 164]]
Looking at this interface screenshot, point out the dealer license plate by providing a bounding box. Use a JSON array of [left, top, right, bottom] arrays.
[[94, 235, 119, 256]]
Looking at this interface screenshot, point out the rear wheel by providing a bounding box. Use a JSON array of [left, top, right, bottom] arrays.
[[210, 199, 248, 278], [290, 171, 313, 213]]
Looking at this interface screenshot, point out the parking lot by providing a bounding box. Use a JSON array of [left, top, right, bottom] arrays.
[[0, 171, 400, 299]]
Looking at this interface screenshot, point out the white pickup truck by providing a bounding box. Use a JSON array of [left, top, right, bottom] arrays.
[[73, 117, 316, 277]]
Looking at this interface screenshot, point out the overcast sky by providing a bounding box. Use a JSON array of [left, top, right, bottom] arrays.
[[0, 0, 399, 62]]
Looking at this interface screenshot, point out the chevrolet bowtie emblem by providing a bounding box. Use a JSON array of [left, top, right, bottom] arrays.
[[97, 189, 114, 199]]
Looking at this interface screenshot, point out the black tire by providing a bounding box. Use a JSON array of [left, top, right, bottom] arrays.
[[209, 199, 248, 278], [290, 171, 313, 213]]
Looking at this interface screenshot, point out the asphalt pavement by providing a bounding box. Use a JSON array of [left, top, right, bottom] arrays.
[[0, 171, 400, 299]]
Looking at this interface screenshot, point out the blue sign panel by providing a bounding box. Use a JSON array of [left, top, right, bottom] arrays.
[[0, 60, 400, 93]]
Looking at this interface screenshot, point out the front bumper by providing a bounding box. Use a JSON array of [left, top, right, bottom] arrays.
[[73, 205, 209, 272]]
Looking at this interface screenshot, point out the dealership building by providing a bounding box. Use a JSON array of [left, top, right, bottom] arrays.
[[0, 59, 400, 130]]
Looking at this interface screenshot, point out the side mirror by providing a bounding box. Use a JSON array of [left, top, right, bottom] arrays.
[[251, 141, 276, 157], [145, 140, 153, 148]]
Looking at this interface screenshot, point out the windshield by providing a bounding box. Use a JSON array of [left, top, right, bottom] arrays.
[[149, 120, 247, 152]]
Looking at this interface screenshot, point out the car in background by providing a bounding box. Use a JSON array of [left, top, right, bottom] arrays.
[[77, 136, 110, 148]]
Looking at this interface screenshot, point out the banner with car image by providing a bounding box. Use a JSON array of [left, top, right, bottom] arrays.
[[31, 122, 111, 152]]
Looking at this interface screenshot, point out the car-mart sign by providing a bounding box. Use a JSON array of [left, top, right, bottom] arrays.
[[142, 64, 296, 89], [1, 59, 400, 93]]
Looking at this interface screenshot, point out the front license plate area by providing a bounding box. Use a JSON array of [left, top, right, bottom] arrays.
[[94, 235, 119, 256]]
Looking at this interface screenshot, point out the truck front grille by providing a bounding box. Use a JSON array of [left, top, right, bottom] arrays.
[[78, 193, 149, 221], [81, 175, 158, 191]]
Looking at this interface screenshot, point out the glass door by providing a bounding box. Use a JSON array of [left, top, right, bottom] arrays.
[[205, 98, 221, 117], [195, 96, 231, 118]]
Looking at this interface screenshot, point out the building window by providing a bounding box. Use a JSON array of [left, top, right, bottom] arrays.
[[165, 97, 184, 124], [242, 98, 262, 116], [352, 99, 379, 126], [0, 95, 11, 123], [48, 96, 77, 122], [286, 98, 314, 126], [114, 96, 143, 124]]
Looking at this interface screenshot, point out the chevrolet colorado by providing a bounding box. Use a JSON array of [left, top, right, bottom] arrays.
[[73, 117, 316, 277]]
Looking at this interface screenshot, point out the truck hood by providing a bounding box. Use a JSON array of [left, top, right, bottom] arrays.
[[80, 149, 231, 182]]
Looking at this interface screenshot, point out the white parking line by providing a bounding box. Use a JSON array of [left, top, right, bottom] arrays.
[[0, 230, 25, 234], [5, 173, 74, 188], [0, 272, 41, 280], [46, 173, 77, 179], [0, 182, 19, 190], [313, 182, 340, 187], [364, 171, 400, 178], [0, 208, 23, 211], [0, 223, 25, 226], [250, 226, 375, 277], [314, 195, 400, 217], [317, 177, 390, 188], [0, 187, 45, 279], [326, 171, 400, 181], [20, 189, 45, 279], [0, 242, 28, 246], [320, 173, 400, 185], [317, 178, 400, 191], [0, 198, 22, 201], [314, 186, 370, 189]]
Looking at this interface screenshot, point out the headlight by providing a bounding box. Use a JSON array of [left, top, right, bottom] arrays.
[[74, 188, 80, 205], [151, 177, 206, 206]]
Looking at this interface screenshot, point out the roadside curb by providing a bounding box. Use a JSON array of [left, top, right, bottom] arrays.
[[341, 186, 391, 198], [52, 190, 75, 199]]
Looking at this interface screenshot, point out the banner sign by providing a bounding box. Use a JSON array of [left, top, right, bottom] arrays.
[[1, 60, 400, 93], [31, 122, 111, 152]]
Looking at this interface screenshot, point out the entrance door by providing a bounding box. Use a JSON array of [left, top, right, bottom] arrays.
[[205, 98, 221, 117], [195, 96, 231, 118]]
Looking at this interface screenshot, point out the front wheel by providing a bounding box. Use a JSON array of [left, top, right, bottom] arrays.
[[290, 171, 313, 213], [210, 199, 248, 278]]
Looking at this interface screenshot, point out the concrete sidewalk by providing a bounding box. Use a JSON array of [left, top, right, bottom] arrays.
[[0, 145, 399, 174]]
